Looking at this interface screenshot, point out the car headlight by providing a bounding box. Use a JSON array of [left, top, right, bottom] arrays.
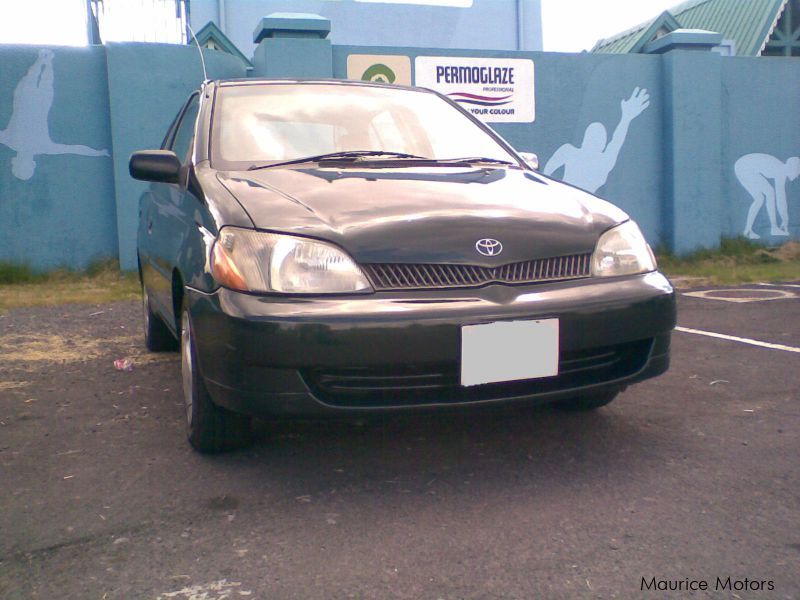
[[211, 227, 372, 294], [592, 220, 657, 277]]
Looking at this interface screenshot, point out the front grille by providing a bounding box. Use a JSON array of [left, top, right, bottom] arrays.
[[361, 253, 591, 291], [303, 339, 653, 408]]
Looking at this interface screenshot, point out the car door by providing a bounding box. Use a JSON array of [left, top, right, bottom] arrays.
[[144, 93, 200, 327], [139, 100, 184, 305]]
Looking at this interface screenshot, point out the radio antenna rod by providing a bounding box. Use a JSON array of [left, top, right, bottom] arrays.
[[186, 23, 209, 83]]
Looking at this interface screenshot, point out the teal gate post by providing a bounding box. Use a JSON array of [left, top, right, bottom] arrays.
[[251, 13, 333, 79], [646, 30, 724, 253]]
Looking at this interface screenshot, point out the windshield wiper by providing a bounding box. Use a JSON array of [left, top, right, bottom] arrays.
[[435, 157, 516, 166], [247, 152, 517, 171], [248, 151, 428, 170]]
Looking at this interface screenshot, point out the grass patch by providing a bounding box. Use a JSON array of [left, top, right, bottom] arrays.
[[0, 262, 39, 285], [657, 239, 800, 286], [0, 258, 140, 314]]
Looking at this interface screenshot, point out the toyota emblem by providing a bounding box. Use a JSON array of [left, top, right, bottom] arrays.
[[475, 238, 503, 257]]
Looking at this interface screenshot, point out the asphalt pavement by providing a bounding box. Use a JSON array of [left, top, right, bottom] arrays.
[[1, 284, 798, 599]]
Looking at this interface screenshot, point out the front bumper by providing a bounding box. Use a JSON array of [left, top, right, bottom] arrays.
[[187, 272, 676, 416]]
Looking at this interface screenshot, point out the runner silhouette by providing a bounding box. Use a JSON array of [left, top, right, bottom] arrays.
[[735, 153, 799, 239], [0, 49, 109, 181], [544, 87, 650, 193]]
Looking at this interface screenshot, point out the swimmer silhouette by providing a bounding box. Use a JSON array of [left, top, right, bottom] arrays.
[[0, 49, 109, 181], [544, 87, 650, 193], [735, 153, 799, 239]]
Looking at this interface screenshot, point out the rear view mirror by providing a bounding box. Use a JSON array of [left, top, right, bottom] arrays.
[[518, 152, 539, 171], [129, 150, 181, 183]]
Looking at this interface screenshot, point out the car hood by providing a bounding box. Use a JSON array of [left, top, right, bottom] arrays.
[[217, 166, 628, 265]]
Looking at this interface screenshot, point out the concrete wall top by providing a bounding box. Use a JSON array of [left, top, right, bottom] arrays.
[[253, 13, 332, 42]]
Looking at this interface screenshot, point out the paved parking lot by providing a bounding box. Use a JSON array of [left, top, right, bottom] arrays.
[[1, 284, 798, 599]]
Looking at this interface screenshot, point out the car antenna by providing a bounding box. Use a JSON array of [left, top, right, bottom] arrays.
[[186, 23, 209, 83]]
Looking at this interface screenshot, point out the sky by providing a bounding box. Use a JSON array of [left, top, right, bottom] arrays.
[[541, 0, 679, 52], [0, 0, 184, 45], [0, 0, 87, 46], [0, 0, 680, 50]]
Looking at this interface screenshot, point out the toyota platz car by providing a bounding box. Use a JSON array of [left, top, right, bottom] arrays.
[[130, 79, 676, 453]]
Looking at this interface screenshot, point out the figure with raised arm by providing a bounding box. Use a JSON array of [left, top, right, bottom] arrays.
[[544, 87, 650, 194]]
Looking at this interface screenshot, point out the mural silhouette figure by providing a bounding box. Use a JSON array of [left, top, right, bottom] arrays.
[[0, 49, 109, 181], [544, 87, 650, 193], [735, 153, 799, 239]]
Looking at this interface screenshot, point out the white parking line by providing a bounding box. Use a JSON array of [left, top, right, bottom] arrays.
[[756, 282, 800, 289], [675, 326, 800, 354]]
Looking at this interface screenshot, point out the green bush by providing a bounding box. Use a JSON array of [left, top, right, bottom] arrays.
[[0, 262, 39, 284]]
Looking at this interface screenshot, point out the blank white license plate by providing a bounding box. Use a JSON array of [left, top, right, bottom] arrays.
[[460, 319, 559, 387]]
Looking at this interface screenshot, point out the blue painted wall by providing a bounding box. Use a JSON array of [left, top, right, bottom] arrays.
[[721, 57, 800, 242], [0, 43, 245, 271], [189, 0, 543, 56], [0, 46, 116, 270], [520, 53, 665, 248], [0, 24, 798, 272]]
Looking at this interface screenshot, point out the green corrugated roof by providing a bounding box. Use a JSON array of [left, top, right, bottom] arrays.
[[592, 0, 787, 56]]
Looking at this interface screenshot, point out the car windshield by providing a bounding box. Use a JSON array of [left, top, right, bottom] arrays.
[[211, 83, 519, 169]]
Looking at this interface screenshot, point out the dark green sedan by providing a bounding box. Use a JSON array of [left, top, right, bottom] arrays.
[[130, 79, 676, 453]]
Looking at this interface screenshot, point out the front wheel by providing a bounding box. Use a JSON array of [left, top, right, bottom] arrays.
[[181, 307, 251, 453], [554, 390, 619, 411]]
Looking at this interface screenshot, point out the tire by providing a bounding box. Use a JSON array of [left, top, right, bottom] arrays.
[[142, 286, 178, 352], [181, 307, 251, 453], [554, 390, 619, 412]]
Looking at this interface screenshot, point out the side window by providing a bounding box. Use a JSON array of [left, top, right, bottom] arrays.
[[170, 95, 200, 163]]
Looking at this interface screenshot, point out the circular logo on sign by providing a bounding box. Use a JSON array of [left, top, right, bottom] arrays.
[[475, 238, 503, 257], [361, 63, 397, 84]]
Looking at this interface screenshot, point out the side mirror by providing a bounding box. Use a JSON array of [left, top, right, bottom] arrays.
[[518, 151, 539, 171], [129, 150, 181, 183]]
